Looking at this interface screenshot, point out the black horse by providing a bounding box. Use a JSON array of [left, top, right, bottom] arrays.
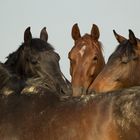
[[0, 62, 25, 95], [1, 27, 72, 96]]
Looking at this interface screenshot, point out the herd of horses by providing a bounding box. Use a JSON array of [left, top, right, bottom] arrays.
[[0, 24, 140, 140]]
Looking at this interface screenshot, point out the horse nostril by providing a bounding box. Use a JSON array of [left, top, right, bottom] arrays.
[[60, 88, 66, 95], [116, 78, 121, 82], [60, 86, 72, 97]]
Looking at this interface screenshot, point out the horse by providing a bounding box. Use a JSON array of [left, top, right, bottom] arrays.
[[2, 27, 72, 96], [0, 85, 140, 140], [0, 62, 25, 95], [68, 23, 105, 96], [88, 29, 140, 93], [0, 61, 63, 96]]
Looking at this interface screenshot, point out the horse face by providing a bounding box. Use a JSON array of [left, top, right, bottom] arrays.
[[5, 27, 72, 96], [69, 24, 105, 96], [89, 30, 140, 93]]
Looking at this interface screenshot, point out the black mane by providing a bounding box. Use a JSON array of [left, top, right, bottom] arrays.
[[0, 25, 72, 96], [108, 40, 136, 62], [5, 38, 54, 69], [29, 38, 54, 51], [0, 63, 25, 95]]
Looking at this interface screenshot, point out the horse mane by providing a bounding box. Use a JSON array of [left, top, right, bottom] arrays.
[[0, 62, 25, 95], [1, 38, 56, 95], [108, 40, 136, 62], [21, 74, 61, 95], [5, 38, 54, 70], [27, 38, 54, 51], [81, 34, 104, 52]]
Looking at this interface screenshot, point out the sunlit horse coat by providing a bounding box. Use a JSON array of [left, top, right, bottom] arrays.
[[0, 86, 139, 140]]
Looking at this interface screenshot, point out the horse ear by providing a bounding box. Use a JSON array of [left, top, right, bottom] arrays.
[[129, 29, 137, 46], [113, 30, 126, 43], [71, 23, 81, 41], [91, 24, 100, 40], [24, 27, 32, 45], [40, 27, 48, 42]]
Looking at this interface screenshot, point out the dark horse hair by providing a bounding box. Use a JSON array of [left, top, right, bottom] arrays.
[[5, 27, 54, 78], [5, 40, 54, 76], [1, 27, 72, 96], [108, 29, 138, 65], [108, 38, 136, 64], [0, 86, 139, 140], [0, 62, 25, 95]]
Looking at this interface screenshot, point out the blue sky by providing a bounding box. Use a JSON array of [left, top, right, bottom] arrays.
[[0, 0, 140, 80]]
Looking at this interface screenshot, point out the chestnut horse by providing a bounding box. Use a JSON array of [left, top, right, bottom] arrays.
[[68, 23, 105, 96], [89, 29, 140, 93], [0, 86, 140, 140], [1, 27, 71, 96]]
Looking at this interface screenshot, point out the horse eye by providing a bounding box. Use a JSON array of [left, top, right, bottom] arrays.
[[93, 56, 98, 61], [30, 58, 38, 64], [121, 61, 128, 64], [133, 56, 138, 61], [121, 57, 128, 64]]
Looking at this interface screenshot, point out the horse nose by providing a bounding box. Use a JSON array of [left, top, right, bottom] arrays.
[[58, 75, 72, 96], [60, 83, 72, 96], [72, 87, 82, 96], [60, 82, 72, 96]]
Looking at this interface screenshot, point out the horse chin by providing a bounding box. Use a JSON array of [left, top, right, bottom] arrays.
[[58, 81, 72, 97], [72, 86, 87, 96]]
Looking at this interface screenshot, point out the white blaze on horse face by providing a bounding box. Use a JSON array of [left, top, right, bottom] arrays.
[[79, 45, 87, 57]]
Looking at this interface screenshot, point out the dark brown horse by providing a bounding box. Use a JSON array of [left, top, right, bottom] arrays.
[[89, 29, 140, 93], [2, 27, 71, 95], [0, 86, 140, 140], [68, 23, 105, 96], [0, 62, 25, 95]]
